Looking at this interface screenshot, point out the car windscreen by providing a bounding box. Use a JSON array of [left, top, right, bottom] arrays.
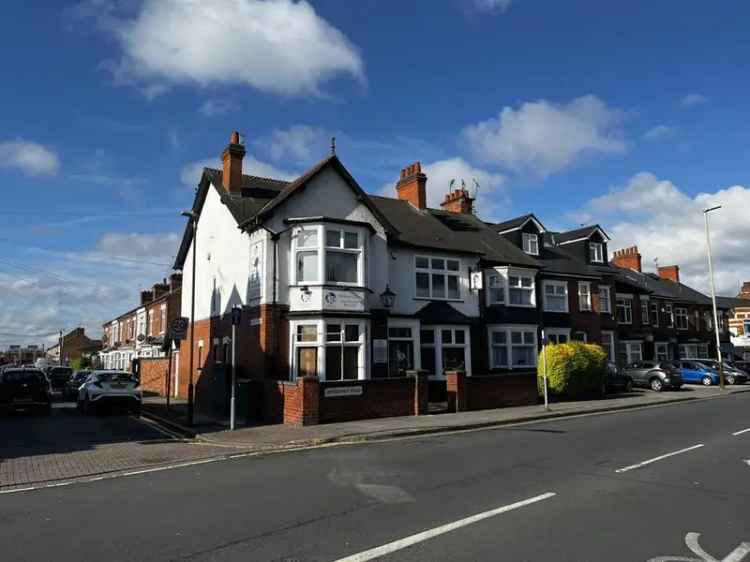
[[50, 368, 73, 376], [95, 373, 136, 383], [660, 361, 680, 370], [1, 371, 45, 384]]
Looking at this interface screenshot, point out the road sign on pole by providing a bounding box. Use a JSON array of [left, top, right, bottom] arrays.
[[169, 317, 189, 341], [230, 306, 240, 430]]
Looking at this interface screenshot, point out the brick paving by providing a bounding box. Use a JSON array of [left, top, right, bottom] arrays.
[[0, 402, 234, 491]]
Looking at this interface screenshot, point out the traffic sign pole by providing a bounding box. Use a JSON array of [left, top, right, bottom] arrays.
[[230, 306, 241, 431]]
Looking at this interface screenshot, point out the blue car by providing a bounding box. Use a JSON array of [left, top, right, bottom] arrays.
[[678, 360, 720, 386]]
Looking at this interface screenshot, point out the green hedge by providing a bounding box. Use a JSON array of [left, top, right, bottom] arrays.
[[537, 342, 607, 398]]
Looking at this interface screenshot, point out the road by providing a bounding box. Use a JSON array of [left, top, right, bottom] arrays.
[[1, 392, 749, 562]]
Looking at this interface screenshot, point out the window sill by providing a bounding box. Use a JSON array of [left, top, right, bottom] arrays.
[[414, 297, 464, 303], [507, 304, 536, 309]]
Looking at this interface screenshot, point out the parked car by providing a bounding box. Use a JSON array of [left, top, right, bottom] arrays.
[[606, 362, 633, 393], [692, 359, 748, 385], [47, 366, 74, 391], [77, 371, 141, 415], [62, 370, 91, 400], [623, 360, 683, 391], [677, 360, 720, 386], [0, 368, 51, 415]]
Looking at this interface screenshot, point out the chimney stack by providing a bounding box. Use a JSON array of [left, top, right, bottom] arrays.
[[440, 187, 474, 215], [169, 273, 182, 293], [222, 130, 246, 193], [153, 281, 169, 299], [740, 281, 750, 300], [140, 290, 153, 305], [611, 246, 642, 272], [658, 265, 680, 283], [396, 162, 427, 210]]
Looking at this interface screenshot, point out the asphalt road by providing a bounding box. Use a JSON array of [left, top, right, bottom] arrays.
[[1, 393, 749, 562]]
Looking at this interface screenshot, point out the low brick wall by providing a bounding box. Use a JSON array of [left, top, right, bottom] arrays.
[[447, 371, 538, 413], [139, 358, 169, 396], [263, 372, 428, 426], [319, 378, 417, 424]]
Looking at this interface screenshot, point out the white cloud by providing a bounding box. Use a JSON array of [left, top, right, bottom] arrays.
[[643, 125, 676, 141], [79, 0, 363, 97], [93, 232, 181, 261], [180, 156, 297, 188], [199, 99, 239, 117], [265, 125, 328, 163], [378, 157, 506, 220], [0, 139, 60, 176], [471, 0, 512, 14], [461, 95, 626, 176], [681, 93, 708, 107], [573, 172, 750, 295], [69, 173, 147, 204]]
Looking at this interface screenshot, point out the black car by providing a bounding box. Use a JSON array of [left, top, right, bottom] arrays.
[[63, 370, 91, 400], [0, 368, 51, 415], [623, 360, 683, 391], [606, 362, 633, 393], [47, 366, 73, 391]]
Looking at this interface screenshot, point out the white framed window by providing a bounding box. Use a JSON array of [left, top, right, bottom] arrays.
[[704, 311, 713, 331], [640, 297, 649, 325], [160, 304, 166, 335], [578, 281, 592, 311], [544, 328, 570, 345], [589, 242, 604, 263], [522, 233, 539, 255], [601, 331, 615, 362], [543, 280, 568, 313], [618, 341, 643, 366], [693, 310, 701, 331], [486, 267, 536, 308], [290, 319, 367, 381], [387, 319, 419, 376], [651, 302, 660, 327], [655, 342, 670, 361], [665, 304, 674, 328], [675, 307, 689, 330], [419, 325, 471, 378], [293, 225, 364, 286], [679, 343, 709, 359], [599, 286, 612, 314], [572, 331, 587, 342], [616, 295, 633, 325], [489, 325, 538, 369], [416, 256, 461, 300]]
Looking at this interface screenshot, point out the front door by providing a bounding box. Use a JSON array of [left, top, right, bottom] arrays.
[[297, 348, 318, 378]]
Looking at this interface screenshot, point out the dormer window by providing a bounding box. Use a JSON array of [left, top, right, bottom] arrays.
[[522, 233, 539, 255], [589, 242, 604, 263]]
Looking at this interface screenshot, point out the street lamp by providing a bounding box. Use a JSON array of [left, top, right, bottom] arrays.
[[703, 205, 724, 390], [379, 285, 396, 310], [181, 210, 198, 425]]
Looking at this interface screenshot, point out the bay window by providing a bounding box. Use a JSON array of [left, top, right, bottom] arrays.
[[640, 297, 649, 325], [704, 311, 713, 331], [601, 331, 615, 362], [589, 242, 604, 263], [291, 319, 366, 381], [616, 295, 633, 324], [489, 325, 538, 369], [509, 274, 534, 306], [650, 302, 660, 326], [675, 307, 688, 330], [599, 286, 612, 314], [487, 273, 505, 304], [415, 256, 460, 300], [665, 304, 674, 328], [544, 280, 568, 313], [522, 232, 539, 255], [618, 341, 643, 366], [293, 225, 363, 286], [578, 282, 592, 311], [419, 325, 471, 378], [693, 310, 701, 331], [486, 267, 536, 308]]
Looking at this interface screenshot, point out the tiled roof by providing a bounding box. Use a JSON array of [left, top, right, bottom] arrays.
[[556, 224, 610, 243], [492, 213, 538, 233]]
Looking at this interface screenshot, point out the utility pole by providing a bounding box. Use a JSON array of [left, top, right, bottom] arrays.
[[541, 329, 549, 411], [59, 330, 63, 366], [704, 205, 724, 389], [230, 306, 241, 430], [182, 210, 198, 426]]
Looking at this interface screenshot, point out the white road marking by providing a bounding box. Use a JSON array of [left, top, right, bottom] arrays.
[[331, 492, 556, 562], [135, 415, 186, 440], [615, 444, 705, 473], [744, 460, 750, 468], [731, 427, 750, 436], [647, 532, 750, 562]]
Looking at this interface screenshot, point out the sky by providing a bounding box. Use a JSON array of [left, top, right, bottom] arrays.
[[1, 0, 749, 347]]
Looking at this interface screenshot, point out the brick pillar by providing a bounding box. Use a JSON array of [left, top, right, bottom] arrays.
[[299, 376, 320, 426], [408, 369, 429, 415], [446, 370, 467, 412]]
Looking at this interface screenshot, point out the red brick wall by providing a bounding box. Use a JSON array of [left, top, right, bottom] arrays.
[[447, 372, 538, 413], [139, 358, 169, 396], [319, 378, 415, 423]]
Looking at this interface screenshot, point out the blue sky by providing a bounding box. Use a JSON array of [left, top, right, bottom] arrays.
[[1, 0, 749, 346]]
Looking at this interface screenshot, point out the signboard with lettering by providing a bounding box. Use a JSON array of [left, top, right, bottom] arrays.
[[324, 386, 364, 398], [169, 317, 189, 341], [470, 271, 484, 291]]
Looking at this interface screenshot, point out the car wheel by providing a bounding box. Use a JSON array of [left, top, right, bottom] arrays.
[[650, 378, 663, 392], [701, 376, 713, 386], [726, 375, 735, 385]]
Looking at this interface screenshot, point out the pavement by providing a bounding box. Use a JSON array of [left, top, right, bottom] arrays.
[[1, 389, 748, 561], [143, 384, 750, 451]]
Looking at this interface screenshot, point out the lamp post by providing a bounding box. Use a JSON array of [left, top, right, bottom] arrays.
[[379, 285, 396, 376], [703, 205, 724, 390], [181, 210, 198, 425]]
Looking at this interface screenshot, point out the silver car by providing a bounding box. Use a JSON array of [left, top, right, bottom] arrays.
[[77, 370, 141, 415]]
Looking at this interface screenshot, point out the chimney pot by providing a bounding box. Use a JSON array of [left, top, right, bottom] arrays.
[[396, 162, 427, 210], [222, 130, 246, 193], [612, 245, 642, 272], [657, 265, 680, 283]]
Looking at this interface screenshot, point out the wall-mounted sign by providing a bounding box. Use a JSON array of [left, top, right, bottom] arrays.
[[470, 271, 484, 291], [324, 386, 363, 398], [250, 318, 261, 327], [169, 317, 189, 340], [373, 339, 388, 364]]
